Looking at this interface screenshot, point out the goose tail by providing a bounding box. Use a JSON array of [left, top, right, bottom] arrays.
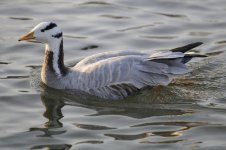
[[171, 42, 203, 53]]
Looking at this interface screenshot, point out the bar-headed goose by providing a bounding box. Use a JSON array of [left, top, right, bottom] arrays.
[[19, 22, 206, 100]]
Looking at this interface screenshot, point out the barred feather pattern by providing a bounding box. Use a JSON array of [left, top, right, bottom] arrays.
[[57, 49, 193, 99]]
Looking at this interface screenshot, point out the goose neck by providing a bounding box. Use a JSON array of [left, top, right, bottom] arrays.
[[43, 39, 68, 77]]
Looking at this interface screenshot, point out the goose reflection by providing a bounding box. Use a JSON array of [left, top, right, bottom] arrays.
[[37, 86, 207, 145], [30, 72, 202, 149], [41, 91, 64, 128], [39, 83, 190, 121], [29, 83, 66, 138]]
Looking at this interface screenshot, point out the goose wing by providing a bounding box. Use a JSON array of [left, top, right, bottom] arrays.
[[72, 51, 187, 99], [75, 50, 147, 67], [71, 42, 203, 99]]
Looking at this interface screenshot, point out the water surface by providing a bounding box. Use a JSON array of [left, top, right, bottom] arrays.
[[0, 0, 226, 149]]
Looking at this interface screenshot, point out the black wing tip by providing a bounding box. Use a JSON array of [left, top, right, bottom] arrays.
[[190, 42, 203, 47], [171, 42, 203, 53], [185, 54, 208, 57], [182, 53, 207, 63], [198, 54, 208, 57]]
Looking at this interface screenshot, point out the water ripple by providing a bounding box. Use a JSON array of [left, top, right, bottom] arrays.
[[1, 0, 226, 150], [74, 123, 116, 130]]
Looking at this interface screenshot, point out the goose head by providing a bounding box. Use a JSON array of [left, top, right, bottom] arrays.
[[19, 22, 63, 44], [19, 22, 67, 79]]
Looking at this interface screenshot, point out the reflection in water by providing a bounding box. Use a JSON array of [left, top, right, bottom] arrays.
[[131, 121, 208, 128], [189, 31, 212, 37], [74, 123, 116, 130], [41, 93, 64, 128], [75, 140, 104, 145], [2, 0, 226, 149], [140, 35, 177, 40], [140, 139, 183, 144], [29, 90, 69, 149], [64, 35, 87, 39], [38, 83, 193, 123], [27, 76, 214, 149], [117, 24, 156, 32], [30, 89, 67, 137], [9, 17, 33, 20], [90, 106, 188, 119], [39, 86, 201, 130], [156, 12, 188, 19], [30, 144, 71, 150], [30, 88, 66, 137], [0, 61, 10, 64], [80, 45, 99, 50], [100, 14, 130, 19], [27, 59, 220, 149], [79, 1, 112, 6], [0, 75, 29, 80], [217, 40, 226, 44], [105, 132, 151, 141], [30, 127, 66, 137], [39, 84, 190, 119], [105, 121, 208, 141], [29, 87, 66, 135]]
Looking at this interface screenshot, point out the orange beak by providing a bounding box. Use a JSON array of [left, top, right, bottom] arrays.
[[18, 31, 35, 41]]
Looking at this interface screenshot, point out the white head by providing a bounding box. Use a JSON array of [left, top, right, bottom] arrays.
[[19, 22, 63, 44], [19, 22, 67, 78]]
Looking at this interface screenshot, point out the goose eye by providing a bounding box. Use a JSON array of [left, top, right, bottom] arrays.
[[52, 32, 62, 38]]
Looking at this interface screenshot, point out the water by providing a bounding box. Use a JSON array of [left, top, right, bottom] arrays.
[[1, 0, 226, 149]]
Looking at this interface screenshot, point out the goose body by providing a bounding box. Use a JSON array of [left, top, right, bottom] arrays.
[[19, 22, 206, 100]]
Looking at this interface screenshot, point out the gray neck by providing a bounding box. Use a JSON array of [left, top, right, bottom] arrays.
[[42, 39, 68, 81]]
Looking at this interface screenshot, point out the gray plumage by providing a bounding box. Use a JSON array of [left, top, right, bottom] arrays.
[[19, 22, 206, 100]]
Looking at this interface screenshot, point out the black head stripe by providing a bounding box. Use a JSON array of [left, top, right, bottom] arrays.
[[52, 32, 62, 38], [41, 22, 57, 32]]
